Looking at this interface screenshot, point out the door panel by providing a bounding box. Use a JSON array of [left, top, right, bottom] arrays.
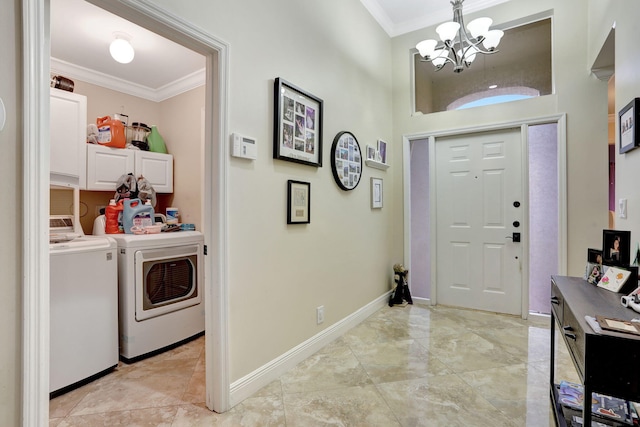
[[435, 128, 523, 315]]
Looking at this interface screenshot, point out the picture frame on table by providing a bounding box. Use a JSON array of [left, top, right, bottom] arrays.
[[602, 229, 631, 266], [287, 180, 310, 224], [587, 248, 603, 264], [619, 98, 640, 154], [371, 177, 383, 209], [273, 78, 323, 167]]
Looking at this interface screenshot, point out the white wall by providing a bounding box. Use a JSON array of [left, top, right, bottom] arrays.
[[147, 0, 397, 381], [588, 0, 640, 264], [0, 0, 22, 423], [391, 0, 610, 278]]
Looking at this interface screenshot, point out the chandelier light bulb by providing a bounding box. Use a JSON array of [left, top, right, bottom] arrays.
[[467, 17, 492, 39], [109, 34, 135, 64], [416, 39, 438, 58], [436, 22, 460, 42], [482, 29, 504, 50], [432, 49, 449, 67]]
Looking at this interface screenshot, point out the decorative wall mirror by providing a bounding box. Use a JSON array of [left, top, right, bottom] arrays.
[[330, 131, 362, 191]]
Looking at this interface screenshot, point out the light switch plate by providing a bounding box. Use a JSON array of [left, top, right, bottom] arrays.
[[0, 97, 5, 131], [619, 198, 627, 219]]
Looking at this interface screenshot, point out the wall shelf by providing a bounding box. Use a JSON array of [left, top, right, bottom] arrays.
[[365, 159, 389, 171]]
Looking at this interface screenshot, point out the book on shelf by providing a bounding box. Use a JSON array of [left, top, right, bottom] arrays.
[[558, 381, 635, 425]]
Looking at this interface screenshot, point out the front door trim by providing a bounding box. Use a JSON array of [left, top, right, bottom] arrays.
[[402, 114, 567, 316]]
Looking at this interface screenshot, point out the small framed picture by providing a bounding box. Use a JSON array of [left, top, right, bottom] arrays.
[[602, 229, 631, 266], [287, 180, 310, 224], [366, 145, 377, 161], [619, 98, 640, 154], [587, 248, 603, 264], [371, 177, 383, 209], [377, 139, 387, 164]]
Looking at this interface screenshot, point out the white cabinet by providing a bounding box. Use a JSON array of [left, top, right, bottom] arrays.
[[86, 145, 173, 193], [50, 88, 87, 188]]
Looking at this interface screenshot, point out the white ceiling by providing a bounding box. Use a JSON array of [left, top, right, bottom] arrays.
[[50, 0, 510, 101], [360, 0, 511, 37]]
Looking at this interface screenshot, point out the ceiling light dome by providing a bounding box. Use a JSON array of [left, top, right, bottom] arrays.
[[109, 33, 135, 64]]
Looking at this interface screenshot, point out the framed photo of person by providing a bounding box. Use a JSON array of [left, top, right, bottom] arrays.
[[619, 98, 640, 154], [602, 229, 631, 266], [273, 78, 323, 167]]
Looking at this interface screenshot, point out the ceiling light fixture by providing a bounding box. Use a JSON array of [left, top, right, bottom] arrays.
[[109, 32, 135, 64], [416, 0, 504, 73]]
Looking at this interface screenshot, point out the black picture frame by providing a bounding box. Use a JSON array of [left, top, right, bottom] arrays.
[[273, 78, 323, 167], [287, 180, 310, 224], [330, 131, 362, 191], [587, 248, 603, 264], [619, 98, 640, 154], [602, 229, 631, 266]]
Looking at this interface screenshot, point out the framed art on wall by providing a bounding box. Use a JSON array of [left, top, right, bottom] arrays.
[[371, 177, 383, 209], [287, 180, 310, 224], [273, 78, 323, 167], [619, 98, 640, 154], [330, 131, 362, 191]]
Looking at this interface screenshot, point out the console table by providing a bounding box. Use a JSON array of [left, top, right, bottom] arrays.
[[550, 275, 640, 426]]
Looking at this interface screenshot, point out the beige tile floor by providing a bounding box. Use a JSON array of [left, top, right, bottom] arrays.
[[50, 304, 580, 426]]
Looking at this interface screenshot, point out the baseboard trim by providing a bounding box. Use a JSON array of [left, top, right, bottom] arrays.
[[229, 291, 391, 407]]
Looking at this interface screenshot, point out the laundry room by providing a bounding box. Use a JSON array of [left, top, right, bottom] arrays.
[[49, 0, 208, 396]]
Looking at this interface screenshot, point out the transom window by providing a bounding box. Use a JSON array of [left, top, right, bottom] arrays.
[[413, 18, 552, 113]]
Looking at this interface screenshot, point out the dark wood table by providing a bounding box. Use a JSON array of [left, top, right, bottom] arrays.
[[550, 275, 640, 426]]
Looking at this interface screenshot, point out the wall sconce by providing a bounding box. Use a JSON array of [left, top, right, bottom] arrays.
[[109, 32, 135, 64]]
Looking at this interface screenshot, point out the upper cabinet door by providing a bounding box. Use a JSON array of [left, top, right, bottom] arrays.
[[135, 151, 173, 193], [86, 144, 134, 191], [50, 88, 87, 188]]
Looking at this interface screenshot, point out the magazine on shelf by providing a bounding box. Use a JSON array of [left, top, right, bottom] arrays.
[[559, 381, 634, 425]]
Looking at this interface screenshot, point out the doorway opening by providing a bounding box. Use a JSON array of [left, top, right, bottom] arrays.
[[23, 0, 229, 422]]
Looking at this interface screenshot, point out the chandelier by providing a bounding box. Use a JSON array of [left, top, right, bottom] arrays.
[[415, 0, 504, 73]]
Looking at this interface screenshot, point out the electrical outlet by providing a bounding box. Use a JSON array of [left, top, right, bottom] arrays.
[[316, 306, 325, 325]]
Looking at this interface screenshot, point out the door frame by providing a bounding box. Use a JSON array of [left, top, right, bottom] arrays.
[[22, 0, 230, 423], [402, 114, 568, 316]]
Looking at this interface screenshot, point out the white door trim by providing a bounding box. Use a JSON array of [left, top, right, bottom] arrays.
[[402, 114, 567, 313], [22, 0, 231, 423]]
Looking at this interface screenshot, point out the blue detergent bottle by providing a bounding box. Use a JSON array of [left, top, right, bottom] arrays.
[[123, 198, 155, 234]]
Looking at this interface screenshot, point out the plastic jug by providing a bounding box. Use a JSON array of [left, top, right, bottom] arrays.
[[147, 125, 167, 153], [123, 198, 155, 234], [96, 116, 126, 148], [104, 199, 124, 234]]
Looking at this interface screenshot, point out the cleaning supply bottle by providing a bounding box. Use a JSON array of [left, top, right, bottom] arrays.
[[147, 125, 167, 153], [104, 199, 125, 234], [96, 116, 126, 148], [123, 198, 155, 234]]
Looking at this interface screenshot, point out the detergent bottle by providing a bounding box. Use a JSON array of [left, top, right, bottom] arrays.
[[96, 116, 126, 148], [123, 198, 155, 234], [104, 199, 125, 234]]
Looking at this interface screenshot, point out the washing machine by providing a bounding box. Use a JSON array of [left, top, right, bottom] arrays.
[[49, 215, 118, 395], [106, 231, 205, 362]]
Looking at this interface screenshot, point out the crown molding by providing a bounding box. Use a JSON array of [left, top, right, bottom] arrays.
[[50, 57, 205, 102]]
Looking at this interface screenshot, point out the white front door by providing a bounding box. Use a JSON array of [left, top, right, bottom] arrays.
[[435, 128, 523, 315]]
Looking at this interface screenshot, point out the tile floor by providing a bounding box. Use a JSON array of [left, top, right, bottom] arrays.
[[50, 303, 580, 426]]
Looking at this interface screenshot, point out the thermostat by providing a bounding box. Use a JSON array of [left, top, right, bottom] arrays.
[[231, 133, 257, 160]]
